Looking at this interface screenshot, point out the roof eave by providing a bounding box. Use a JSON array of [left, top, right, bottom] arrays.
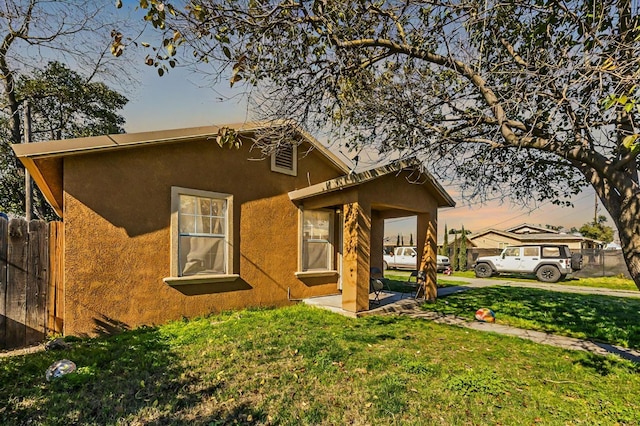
[[11, 121, 350, 174], [20, 157, 63, 217], [11, 121, 351, 219]]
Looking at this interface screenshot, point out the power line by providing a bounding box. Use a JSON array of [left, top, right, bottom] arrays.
[[386, 191, 596, 230], [468, 191, 595, 233]]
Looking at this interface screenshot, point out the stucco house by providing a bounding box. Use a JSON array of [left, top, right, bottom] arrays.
[[12, 122, 455, 337], [469, 223, 602, 250]]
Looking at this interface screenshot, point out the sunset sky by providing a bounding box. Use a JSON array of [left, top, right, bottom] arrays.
[[123, 64, 614, 242]]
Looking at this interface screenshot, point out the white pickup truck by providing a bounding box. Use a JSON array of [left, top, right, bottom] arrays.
[[383, 246, 451, 272]]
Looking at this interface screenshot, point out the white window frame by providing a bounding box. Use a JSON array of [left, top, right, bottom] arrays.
[[270, 144, 297, 176], [295, 207, 338, 278], [163, 187, 238, 286]]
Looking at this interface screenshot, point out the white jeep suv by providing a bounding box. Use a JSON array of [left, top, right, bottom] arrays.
[[473, 245, 582, 283]]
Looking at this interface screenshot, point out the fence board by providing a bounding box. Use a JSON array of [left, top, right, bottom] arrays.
[[0, 218, 63, 349], [5, 218, 28, 347], [48, 222, 64, 334], [0, 217, 7, 348], [25, 221, 48, 345]]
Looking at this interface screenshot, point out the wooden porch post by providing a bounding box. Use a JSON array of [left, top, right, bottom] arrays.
[[417, 213, 437, 300], [370, 211, 384, 272], [341, 201, 371, 313]]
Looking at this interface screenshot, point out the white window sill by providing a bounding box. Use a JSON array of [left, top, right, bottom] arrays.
[[163, 274, 240, 286], [295, 270, 339, 279]]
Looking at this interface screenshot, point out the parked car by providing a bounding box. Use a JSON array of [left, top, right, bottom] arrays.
[[472, 244, 582, 283], [383, 246, 451, 272], [437, 255, 451, 273]]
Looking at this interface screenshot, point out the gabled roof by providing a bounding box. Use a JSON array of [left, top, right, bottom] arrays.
[[506, 223, 560, 234], [12, 121, 350, 217], [288, 158, 456, 208], [469, 228, 519, 240], [469, 228, 600, 244], [516, 233, 596, 242], [437, 235, 476, 247]]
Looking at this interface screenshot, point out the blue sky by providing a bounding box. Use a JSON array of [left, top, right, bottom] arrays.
[[121, 62, 611, 242]]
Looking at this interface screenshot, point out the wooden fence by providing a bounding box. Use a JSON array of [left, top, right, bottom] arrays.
[[0, 217, 63, 350]]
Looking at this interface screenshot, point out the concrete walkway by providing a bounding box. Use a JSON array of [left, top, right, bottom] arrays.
[[304, 277, 640, 363]]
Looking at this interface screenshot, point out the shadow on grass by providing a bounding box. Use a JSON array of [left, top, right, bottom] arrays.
[[0, 325, 263, 425], [422, 286, 640, 350], [570, 349, 640, 376]]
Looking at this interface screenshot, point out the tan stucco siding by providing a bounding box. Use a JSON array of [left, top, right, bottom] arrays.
[[365, 172, 440, 215], [62, 137, 342, 336]]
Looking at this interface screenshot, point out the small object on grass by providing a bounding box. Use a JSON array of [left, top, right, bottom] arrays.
[[45, 359, 76, 381], [45, 338, 70, 351], [475, 308, 496, 323]]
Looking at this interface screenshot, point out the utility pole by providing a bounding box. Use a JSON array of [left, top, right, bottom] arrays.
[[23, 100, 32, 221], [594, 193, 599, 225]]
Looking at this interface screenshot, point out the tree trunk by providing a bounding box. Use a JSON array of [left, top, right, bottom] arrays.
[[604, 192, 640, 290]]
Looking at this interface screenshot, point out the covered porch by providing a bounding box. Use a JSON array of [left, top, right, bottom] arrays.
[[289, 160, 455, 315], [302, 289, 420, 317]]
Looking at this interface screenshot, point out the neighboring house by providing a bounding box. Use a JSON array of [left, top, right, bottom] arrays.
[[468, 223, 602, 251], [437, 234, 476, 251], [12, 122, 455, 337]]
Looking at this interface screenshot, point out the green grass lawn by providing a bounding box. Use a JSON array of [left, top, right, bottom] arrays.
[[386, 270, 640, 349], [420, 286, 640, 349], [384, 271, 464, 289], [2, 304, 640, 425], [564, 276, 639, 291], [450, 270, 639, 291], [386, 268, 639, 292]]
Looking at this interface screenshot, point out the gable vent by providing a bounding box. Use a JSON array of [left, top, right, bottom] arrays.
[[275, 145, 294, 169], [271, 144, 297, 176]]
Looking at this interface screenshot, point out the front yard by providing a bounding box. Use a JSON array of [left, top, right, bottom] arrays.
[[419, 286, 640, 349], [445, 270, 639, 291], [1, 295, 640, 424], [385, 269, 639, 292]]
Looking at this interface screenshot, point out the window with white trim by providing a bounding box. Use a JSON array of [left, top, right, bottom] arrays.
[[170, 187, 233, 278], [301, 209, 334, 271]]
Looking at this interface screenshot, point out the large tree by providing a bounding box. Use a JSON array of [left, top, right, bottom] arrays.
[[121, 1, 640, 287], [3, 62, 129, 219], [1, 0, 139, 219], [17, 62, 128, 142], [579, 215, 615, 243]]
